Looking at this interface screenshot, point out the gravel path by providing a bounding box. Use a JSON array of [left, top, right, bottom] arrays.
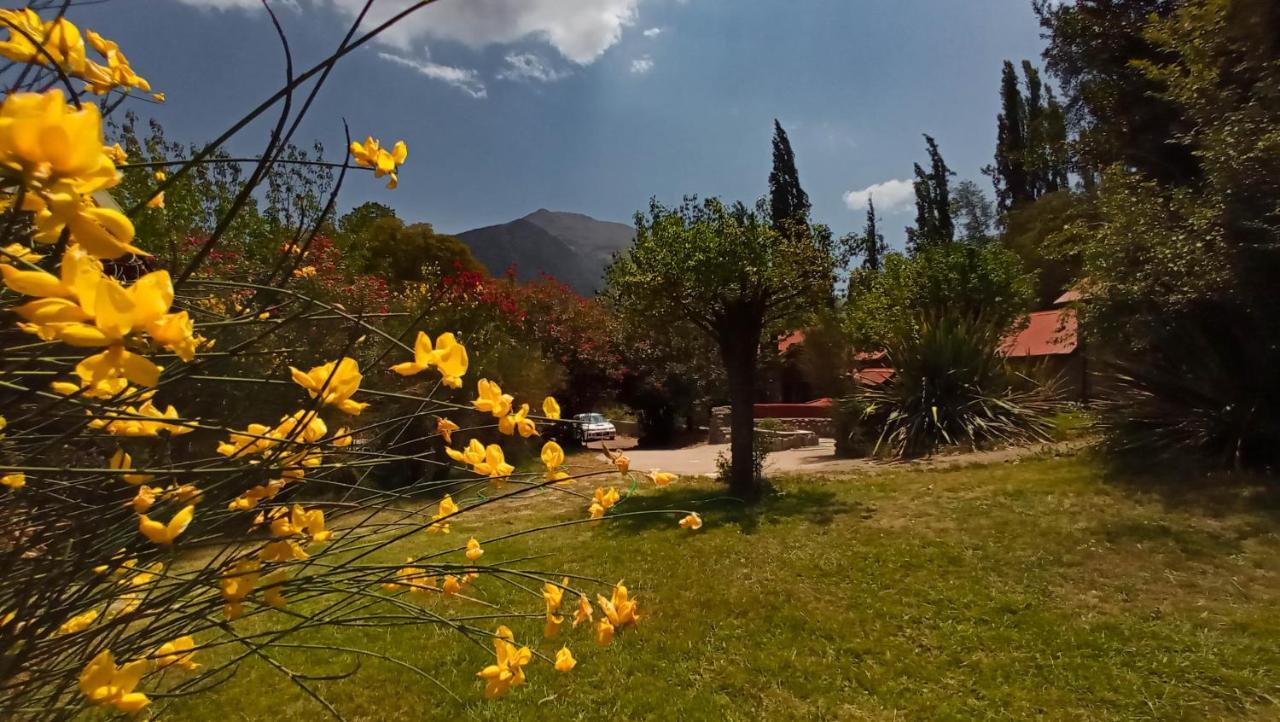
[[588, 437, 1088, 478]]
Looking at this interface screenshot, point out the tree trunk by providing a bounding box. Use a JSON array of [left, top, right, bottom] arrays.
[[720, 326, 761, 500]]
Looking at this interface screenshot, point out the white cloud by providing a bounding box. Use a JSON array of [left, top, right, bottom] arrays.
[[842, 179, 916, 213], [497, 53, 568, 83], [178, 0, 642, 65], [642, 27, 662, 37], [377, 51, 487, 98], [630, 56, 654, 74]]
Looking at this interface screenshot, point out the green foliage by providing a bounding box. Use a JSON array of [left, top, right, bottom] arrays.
[[342, 214, 485, 284], [852, 196, 886, 271], [857, 313, 1059, 458], [950, 179, 996, 243], [833, 395, 875, 457], [1049, 0, 1280, 471], [988, 59, 1070, 213], [1035, 0, 1195, 186], [607, 196, 834, 495], [767, 119, 811, 232], [1000, 189, 1085, 307], [169, 455, 1280, 720], [906, 134, 955, 252], [843, 242, 1035, 351]]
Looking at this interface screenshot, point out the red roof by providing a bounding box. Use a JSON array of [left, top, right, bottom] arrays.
[[1054, 289, 1083, 305], [777, 330, 806, 353], [856, 367, 894, 386], [1000, 309, 1078, 357]]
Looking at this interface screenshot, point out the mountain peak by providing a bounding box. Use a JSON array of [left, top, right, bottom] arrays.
[[457, 210, 635, 295]]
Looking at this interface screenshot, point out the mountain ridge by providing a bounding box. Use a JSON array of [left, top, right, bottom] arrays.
[[455, 209, 635, 295]]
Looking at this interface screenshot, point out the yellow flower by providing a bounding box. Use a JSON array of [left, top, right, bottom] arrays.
[[543, 578, 566, 613], [1, 242, 42, 262], [594, 618, 615, 647], [499, 403, 539, 438], [109, 448, 154, 485], [428, 494, 458, 534], [58, 609, 98, 635], [350, 136, 407, 189], [23, 189, 143, 259], [167, 484, 203, 506], [152, 92, 165, 102], [154, 636, 200, 671], [606, 448, 630, 474], [260, 569, 290, 609], [153, 170, 166, 182], [679, 512, 703, 530], [103, 143, 126, 164], [259, 539, 308, 562], [0, 9, 49, 65], [290, 358, 368, 415], [220, 559, 260, 619], [465, 537, 484, 561], [597, 582, 639, 629], [475, 444, 514, 481], [554, 646, 576, 673], [1, 472, 24, 490], [472, 378, 513, 419], [572, 594, 593, 628], [431, 332, 468, 388], [130, 485, 158, 514], [0, 90, 117, 191], [145, 191, 163, 209], [5, 247, 195, 375], [445, 437, 487, 469], [544, 612, 563, 639], [542, 395, 561, 420], [588, 487, 620, 519], [649, 469, 677, 487], [82, 29, 152, 95], [436, 417, 459, 444], [78, 649, 149, 713], [476, 625, 531, 699], [138, 504, 194, 545], [442, 574, 462, 595]]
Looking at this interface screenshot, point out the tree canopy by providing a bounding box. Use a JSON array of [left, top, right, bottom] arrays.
[[606, 197, 833, 496]]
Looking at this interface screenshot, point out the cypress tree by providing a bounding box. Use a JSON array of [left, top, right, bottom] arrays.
[[861, 196, 886, 271], [907, 134, 955, 253], [991, 60, 1031, 212], [768, 119, 811, 233]]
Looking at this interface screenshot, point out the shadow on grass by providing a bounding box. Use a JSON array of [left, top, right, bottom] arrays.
[[607, 482, 871, 535], [1100, 457, 1280, 525]]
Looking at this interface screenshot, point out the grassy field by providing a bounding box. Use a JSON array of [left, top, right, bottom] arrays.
[[168, 452, 1280, 721]]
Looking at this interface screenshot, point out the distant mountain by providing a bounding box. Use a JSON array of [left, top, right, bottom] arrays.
[[455, 209, 635, 295]]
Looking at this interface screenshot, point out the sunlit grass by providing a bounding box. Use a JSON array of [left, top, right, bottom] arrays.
[[167, 453, 1280, 720]]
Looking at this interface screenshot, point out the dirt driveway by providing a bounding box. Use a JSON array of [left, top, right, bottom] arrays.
[[586, 437, 1085, 478]]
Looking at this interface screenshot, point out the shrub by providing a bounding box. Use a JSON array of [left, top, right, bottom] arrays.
[[858, 313, 1059, 458], [0, 9, 694, 717], [833, 396, 875, 457]]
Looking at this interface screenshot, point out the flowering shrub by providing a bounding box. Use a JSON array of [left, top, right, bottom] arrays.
[[0, 7, 698, 718]]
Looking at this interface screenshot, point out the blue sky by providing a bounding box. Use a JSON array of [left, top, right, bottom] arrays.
[[77, 0, 1048, 248]]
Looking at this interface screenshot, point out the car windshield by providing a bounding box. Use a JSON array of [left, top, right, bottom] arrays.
[[579, 413, 606, 424]]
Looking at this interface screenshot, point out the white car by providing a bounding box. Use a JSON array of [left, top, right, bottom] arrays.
[[573, 413, 616, 443]]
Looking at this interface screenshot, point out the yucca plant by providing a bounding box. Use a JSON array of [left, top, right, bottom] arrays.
[[856, 312, 1059, 458], [1098, 304, 1280, 472]]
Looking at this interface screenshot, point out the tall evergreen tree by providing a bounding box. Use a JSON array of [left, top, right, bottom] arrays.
[[860, 196, 886, 271], [990, 60, 1031, 212], [768, 119, 811, 233], [988, 59, 1073, 213], [907, 134, 955, 253], [951, 180, 996, 242]]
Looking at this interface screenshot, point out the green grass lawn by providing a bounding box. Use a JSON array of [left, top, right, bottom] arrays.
[[167, 452, 1280, 721]]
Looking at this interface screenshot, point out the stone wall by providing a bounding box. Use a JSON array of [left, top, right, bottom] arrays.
[[707, 406, 822, 448]]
